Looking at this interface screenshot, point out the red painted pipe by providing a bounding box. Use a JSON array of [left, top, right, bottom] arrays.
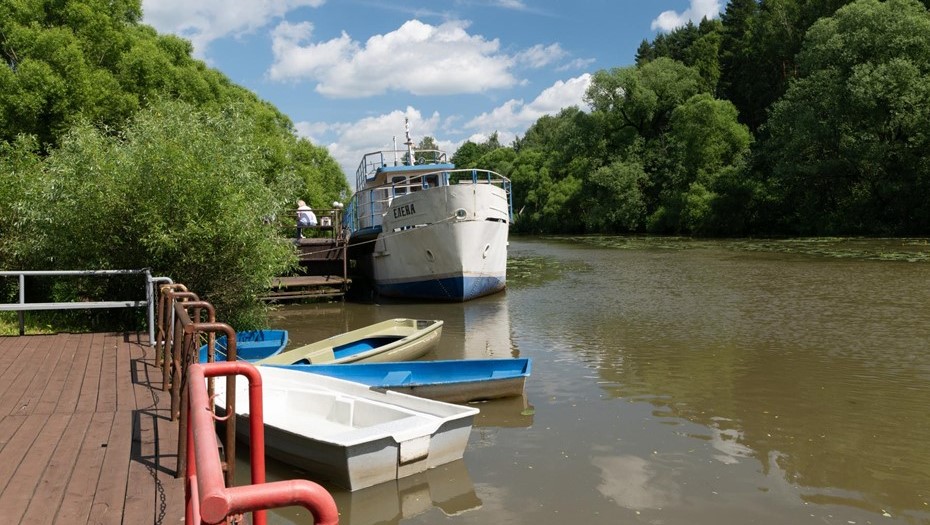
[[223, 481, 339, 524], [186, 362, 339, 525]]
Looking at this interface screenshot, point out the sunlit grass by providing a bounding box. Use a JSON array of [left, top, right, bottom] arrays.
[[0, 311, 108, 336], [0, 312, 58, 336]]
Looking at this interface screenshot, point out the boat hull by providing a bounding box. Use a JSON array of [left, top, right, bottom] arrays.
[[271, 358, 531, 403], [257, 318, 442, 365], [216, 366, 478, 491], [197, 329, 288, 363], [367, 185, 509, 301]]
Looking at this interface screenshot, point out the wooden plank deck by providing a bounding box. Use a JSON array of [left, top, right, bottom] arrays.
[[0, 332, 185, 524], [264, 275, 351, 301]]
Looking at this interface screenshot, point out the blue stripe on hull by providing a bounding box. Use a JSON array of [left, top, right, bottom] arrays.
[[377, 275, 505, 301]]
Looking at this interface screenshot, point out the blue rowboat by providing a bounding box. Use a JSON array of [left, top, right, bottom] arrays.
[[267, 358, 531, 403], [198, 329, 288, 363]]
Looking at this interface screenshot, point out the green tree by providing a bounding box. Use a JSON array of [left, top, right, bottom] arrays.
[[0, 0, 302, 155], [507, 107, 598, 233], [659, 94, 752, 232], [635, 39, 655, 65], [450, 132, 506, 169], [0, 135, 42, 275], [291, 138, 350, 208], [761, 0, 930, 234], [19, 100, 300, 326], [718, 0, 762, 128], [583, 158, 648, 232], [585, 58, 705, 143], [450, 141, 484, 168], [689, 19, 723, 92]]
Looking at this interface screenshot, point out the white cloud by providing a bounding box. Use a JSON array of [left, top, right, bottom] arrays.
[[556, 57, 597, 72], [141, 0, 324, 57], [493, 0, 528, 9], [295, 75, 592, 183], [293, 121, 332, 144], [269, 19, 523, 97], [651, 0, 721, 32], [297, 108, 443, 185], [465, 73, 592, 134], [513, 43, 568, 69], [268, 22, 358, 81]]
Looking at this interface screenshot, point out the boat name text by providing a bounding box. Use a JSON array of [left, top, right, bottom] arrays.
[[393, 203, 417, 218]]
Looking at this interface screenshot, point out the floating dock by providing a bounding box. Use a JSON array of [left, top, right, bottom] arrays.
[[0, 332, 184, 523]]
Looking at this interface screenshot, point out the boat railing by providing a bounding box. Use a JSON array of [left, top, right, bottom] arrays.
[[186, 361, 338, 525], [355, 149, 449, 189], [345, 168, 513, 232], [0, 269, 172, 343]]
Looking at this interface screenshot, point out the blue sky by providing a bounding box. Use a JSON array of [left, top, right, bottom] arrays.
[[141, 0, 723, 179]]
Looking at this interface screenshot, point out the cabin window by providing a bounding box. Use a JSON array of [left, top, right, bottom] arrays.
[[392, 176, 408, 196], [424, 174, 439, 188]]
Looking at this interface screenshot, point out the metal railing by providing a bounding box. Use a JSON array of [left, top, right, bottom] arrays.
[[186, 361, 338, 525], [0, 269, 172, 343], [355, 148, 450, 189], [345, 168, 513, 232]]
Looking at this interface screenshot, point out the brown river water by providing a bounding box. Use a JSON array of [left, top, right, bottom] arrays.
[[242, 236, 930, 525]]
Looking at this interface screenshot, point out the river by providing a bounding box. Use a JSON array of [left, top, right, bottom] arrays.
[[251, 236, 930, 525]]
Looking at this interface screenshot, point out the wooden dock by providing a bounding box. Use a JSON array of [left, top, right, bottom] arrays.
[[0, 332, 185, 524], [264, 275, 351, 301], [263, 236, 351, 301]]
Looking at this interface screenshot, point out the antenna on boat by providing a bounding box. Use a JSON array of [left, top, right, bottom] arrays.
[[393, 136, 398, 166], [404, 117, 416, 166]]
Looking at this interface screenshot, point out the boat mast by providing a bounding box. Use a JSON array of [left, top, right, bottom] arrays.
[[404, 117, 416, 166], [393, 136, 398, 166]]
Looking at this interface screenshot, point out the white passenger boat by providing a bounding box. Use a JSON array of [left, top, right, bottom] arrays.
[[215, 365, 479, 491], [344, 119, 512, 301]]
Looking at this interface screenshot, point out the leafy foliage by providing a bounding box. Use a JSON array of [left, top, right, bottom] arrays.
[[0, 0, 349, 327], [761, 0, 930, 234], [10, 100, 300, 326], [466, 0, 930, 237]]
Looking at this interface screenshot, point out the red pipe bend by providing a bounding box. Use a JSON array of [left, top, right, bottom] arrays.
[[221, 481, 339, 525], [187, 362, 339, 525]]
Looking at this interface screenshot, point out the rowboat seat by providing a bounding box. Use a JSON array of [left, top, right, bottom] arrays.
[[302, 347, 336, 364]]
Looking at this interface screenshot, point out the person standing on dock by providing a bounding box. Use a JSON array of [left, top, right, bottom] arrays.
[[296, 200, 317, 238]]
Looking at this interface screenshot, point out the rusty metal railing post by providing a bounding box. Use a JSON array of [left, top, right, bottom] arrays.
[[186, 362, 339, 525], [176, 301, 216, 484], [155, 283, 187, 368], [163, 290, 198, 392], [187, 322, 238, 487]]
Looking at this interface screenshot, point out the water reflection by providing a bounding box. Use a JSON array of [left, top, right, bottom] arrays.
[[263, 295, 522, 523], [593, 455, 680, 510], [524, 237, 930, 522], [259, 237, 930, 524], [472, 394, 534, 428], [257, 460, 481, 525], [268, 293, 517, 361]]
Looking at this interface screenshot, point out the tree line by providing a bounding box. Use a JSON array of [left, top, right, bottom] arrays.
[[3, 0, 929, 326], [0, 0, 348, 327], [455, 0, 930, 236]]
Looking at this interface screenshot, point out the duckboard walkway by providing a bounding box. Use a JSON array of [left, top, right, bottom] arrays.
[[0, 332, 185, 524]]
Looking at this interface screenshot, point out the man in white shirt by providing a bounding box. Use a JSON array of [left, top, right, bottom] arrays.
[[296, 200, 318, 238]]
